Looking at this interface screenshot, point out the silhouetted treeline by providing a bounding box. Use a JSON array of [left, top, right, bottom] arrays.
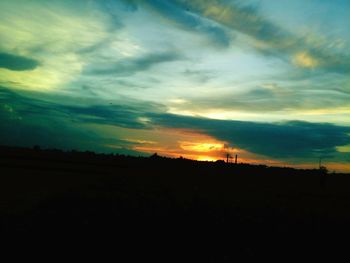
[[0, 145, 341, 177]]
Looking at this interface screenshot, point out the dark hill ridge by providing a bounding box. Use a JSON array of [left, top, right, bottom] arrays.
[[1, 145, 350, 260]]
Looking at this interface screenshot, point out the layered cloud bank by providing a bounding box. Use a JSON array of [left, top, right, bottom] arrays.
[[0, 0, 349, 171]]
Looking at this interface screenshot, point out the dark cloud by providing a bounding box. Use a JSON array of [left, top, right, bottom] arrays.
[[0, 89, 95, 151], [1, 87, 349, 162], [148, 113, 350, 161], [60, 104, 150, 129], [0, 87, 157, 153], [0, 109, 141, 154], [0, 87, 165, 130], [85, 52, 182, 76], [0, 53, 39, 71]]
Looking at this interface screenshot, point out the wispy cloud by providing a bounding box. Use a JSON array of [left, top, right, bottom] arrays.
[[168, 82, 350, 114], [0, 0, 117, 90], [142, 0, 233, 47], [144, 0, 350, 74], [85, 51, 183, 76]]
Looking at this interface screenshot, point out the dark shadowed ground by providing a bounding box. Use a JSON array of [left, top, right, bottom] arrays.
[[1, 145, 349, 261]]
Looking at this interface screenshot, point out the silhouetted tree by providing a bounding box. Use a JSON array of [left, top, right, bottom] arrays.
[[150, 152, 159, 159]]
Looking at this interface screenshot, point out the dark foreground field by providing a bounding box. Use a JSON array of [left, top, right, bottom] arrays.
[[1, 146, 350, 260]]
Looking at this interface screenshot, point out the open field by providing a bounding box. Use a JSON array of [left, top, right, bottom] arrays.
[[1, 146, 350, 260]]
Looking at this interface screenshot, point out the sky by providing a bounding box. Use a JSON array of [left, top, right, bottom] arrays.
[[0, 0, 349, 172]]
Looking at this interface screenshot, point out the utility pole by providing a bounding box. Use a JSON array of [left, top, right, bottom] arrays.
[[235, 154, 237, 164]]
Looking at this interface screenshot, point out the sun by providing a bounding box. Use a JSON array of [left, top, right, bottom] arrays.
[[179, 141, 223, 152], [196, 156, 219, 162]]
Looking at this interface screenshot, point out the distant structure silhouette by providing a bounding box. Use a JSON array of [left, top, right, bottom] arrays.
[[225, 153, 238, 164], [226, 153, 230, 163]]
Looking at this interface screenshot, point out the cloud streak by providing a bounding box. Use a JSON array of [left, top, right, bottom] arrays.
[[85, 51, 183, 76], [143, 0, 233, 47], [168, 83, 350, 113]]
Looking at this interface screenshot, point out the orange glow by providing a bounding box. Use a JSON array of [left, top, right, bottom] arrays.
[[122, 126, 332, 169], [196, 156, 219, 162], [131, 127, 251, 162], [179, 141, 223, 152], [292, 51, 319, 68]]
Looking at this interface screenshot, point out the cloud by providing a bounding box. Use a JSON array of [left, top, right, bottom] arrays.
[[0, 110, 141, 155], [146, 0, 292, 53], [1, 87, 349, 163], [0, 87, 157, 153], [95, 0, 137, 28], [155, 0, 350, 74], [0, 53, 39, 71], [178, 0, 285, 43], [142, 0, 233, 47], [182, 69, 217, 83], [147, 113, 350, 161], [60, 104, 152, 129], [0, 0, 115, 90], [292, 52, 319, 69], [0, 87, 164, 130], [85, 51, 183, 76], [167, 83, 350, 114]]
